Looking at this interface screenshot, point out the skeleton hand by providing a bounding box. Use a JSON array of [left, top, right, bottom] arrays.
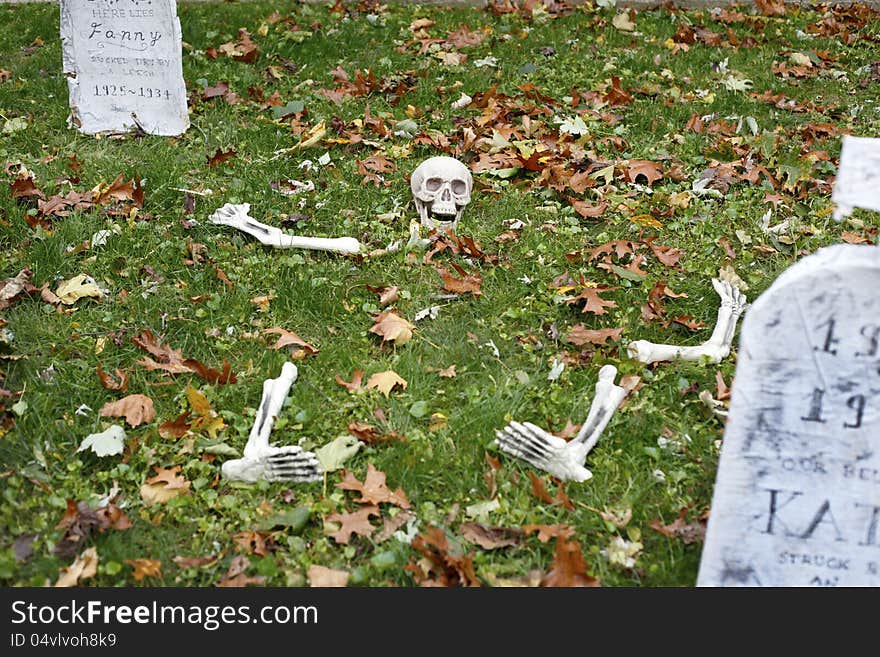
[[221, 445, 322, 483], [627, 279, 748, 365], [494, 365, 626, 482], [221, 363, 322, 483]]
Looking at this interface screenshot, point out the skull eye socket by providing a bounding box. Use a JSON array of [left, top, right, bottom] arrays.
[[451, 179, 467, 196], [425, 178, 443, 192]]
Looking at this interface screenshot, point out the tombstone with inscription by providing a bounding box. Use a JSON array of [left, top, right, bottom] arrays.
[[60, 0, 189, 136], [697, 243, 880, 586]]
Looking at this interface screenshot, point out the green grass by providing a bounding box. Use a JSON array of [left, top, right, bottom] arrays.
[[0, 0, 878, 587]]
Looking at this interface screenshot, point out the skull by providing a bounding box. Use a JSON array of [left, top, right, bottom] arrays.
[[410, 156, 473, 231]]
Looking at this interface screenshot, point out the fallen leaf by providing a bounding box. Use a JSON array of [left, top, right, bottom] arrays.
[[159, 411, 192, 439], [125, 558, 162, 581], [172, 555, 219, 569], [217, 556, 266, 587], [564, 284, 618, 316], [406, 526, 480, 587], [365, 370, 408, 396], [369, 311, 415, 345], [325, 505, 380, 544], [132, 330, 237, 384], [140, 466, 190, 505], [308, 565, 349, 587], [335, 369, 365, 392], [263, 327, 319, 358], [375, 509, 415, 543], [337, 463, 411, 509], [233, 531, 276, 556], [96, 365, 129, 392], [541, 537, 600, 587], [99, 394, 155, 427], [566, 325, 624, 346], [626, 160, 663, 186], [55, 274, 106, 305], [55, 547, 99, 587], [77, 425, 126, 457], [523, 524, 576, 543], [612, 11, 636, 32], [437, 365, 457, 378], [459, 522, 523, 549], [315, 435, 362, 471], [650, 507, 707, 544], [207, 148, 236, 167], [435, 263, 483, 296], [527, 472, 575, 510]]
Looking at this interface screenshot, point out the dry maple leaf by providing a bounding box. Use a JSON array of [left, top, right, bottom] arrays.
[[140, 466, 190, 506], [540, 537, 600, 587], [325, 505, 381, 544], [263, 327, 319, 358], [566, 325, 624, 346], [99, 394, 155, 428], [125, 558, 162, 582], [366, 285, 400, 307], [132, 330, 236, 384], [459, 522, 523, 550], [569, 198, 608, 219], [308, 565, 349, 587], [369, 311, 415, 345], [337, 463, 411, 509], [364, 370, 408, 397]]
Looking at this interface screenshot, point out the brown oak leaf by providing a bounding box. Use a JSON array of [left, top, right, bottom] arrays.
[[459, 522, 523, 550], [263, 327, 319, 358], [540, 537, 600, 587], [566, 325, 624, 346], [337, 463, 411, 509], [435, 263, 483, 296], [405, 526, 480, 587], [325, 505, 381, 544]]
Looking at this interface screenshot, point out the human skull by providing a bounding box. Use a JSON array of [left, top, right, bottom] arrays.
[[410, 156, 473, 231]]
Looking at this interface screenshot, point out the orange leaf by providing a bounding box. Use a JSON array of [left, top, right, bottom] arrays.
[[540, 537, 601, 587], [364, 370, 407, 396], [125, 558, 162, 581], [96, 365, 129, 392], [523, 524, 576, 543]]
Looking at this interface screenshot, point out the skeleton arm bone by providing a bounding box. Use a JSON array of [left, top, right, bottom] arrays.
[[210, 203, 361, 255], [494, 365, 626, 482], [627, 279, 748, 365], [221, 363, 322, 483]]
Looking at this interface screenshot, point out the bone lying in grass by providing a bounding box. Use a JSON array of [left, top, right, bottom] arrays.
[[627, 279, 748, 365], [209, 203, 361, 255], [494, 364, 626, 482], [221, 363, 322, 483]]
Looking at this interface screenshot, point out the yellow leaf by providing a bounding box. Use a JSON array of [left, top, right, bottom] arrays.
[[186, 385, 212, 417], [629, 214, 663, 229], [55, 274, 106, 305], [55, 547, 99, 587], [140, 482, 182, 505], [365, 370, 408, 397], [428, 412, 448, 433], [294, 119, 326, 150]]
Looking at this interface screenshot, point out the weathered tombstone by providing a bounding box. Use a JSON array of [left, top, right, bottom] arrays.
[[832, 136, 880, 222], [697, 244, 880, 586], [60, 0, 189, 136]]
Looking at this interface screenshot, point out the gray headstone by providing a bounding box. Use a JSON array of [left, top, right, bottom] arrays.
[[698, 244, 880, 586], [60, 0, 189, 136]]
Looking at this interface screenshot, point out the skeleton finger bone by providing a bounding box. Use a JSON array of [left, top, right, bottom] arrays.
[[209, 203, 361, 255], [222, 363, 323, 483], [627, 279, 748, 365], [494, 365, 626, 482]]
